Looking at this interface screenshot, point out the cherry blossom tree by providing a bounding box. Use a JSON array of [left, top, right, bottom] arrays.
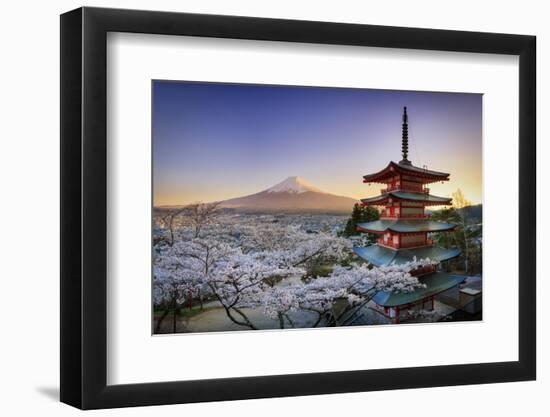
[[153, 210, 435, 332], [153, 236, 303, 330], [153, 237, 234, 331], [154, 201, 221, 246], [257, 258, 432, 328], [201, 251, 304, 329]]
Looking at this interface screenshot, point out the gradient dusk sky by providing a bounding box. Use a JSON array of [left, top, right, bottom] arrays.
[[153, 81, 482, 206]]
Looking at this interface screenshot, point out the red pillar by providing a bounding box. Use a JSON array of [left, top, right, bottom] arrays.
[[395, 307, 400, 324]]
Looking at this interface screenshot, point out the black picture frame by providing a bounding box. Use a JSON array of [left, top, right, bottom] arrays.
[[60, 6, 536, 410]]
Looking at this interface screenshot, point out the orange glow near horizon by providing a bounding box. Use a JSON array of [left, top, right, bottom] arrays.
[[154, 170, 482, 207]]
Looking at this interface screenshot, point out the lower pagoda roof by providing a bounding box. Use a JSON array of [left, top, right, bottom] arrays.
[[372, 272, 465, 307], [353, 244, 461, 267], [361, 191, 452, 206], [357, 219, 456, 234]]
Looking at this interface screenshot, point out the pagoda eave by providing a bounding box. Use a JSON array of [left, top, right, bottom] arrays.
[[353, 244, 461, 267], [360, 191, 452, 206], [357, 219, 456, 234], [361, 200, 451, 207], [372, 272, 466, 307], [362, 161, 450, 185]]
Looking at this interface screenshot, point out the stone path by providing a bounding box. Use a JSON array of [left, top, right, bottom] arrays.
[[185, 305, 319, 333]]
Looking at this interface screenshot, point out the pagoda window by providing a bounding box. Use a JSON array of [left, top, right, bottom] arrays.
[[402, 180, 422, 192], [400, 233, 427, 247], [401, 207, 424, 218], [392, 235, 399, 246], [386, 176, 401, 192]]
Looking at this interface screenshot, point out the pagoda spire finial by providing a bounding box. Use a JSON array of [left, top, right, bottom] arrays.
[[400, 106, 411, 165]]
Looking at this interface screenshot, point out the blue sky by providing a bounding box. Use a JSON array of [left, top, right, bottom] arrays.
[[153, 81, 482, 206]]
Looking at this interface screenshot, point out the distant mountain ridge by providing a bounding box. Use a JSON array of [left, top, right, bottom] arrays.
[[220, 176, 358, 213], [458, 204, 482, 223], [428, 204, 482, 223]]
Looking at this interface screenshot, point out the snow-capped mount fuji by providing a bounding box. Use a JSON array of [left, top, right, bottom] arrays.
[[221, 176, 358, 213], [265, 176, 323, 194]]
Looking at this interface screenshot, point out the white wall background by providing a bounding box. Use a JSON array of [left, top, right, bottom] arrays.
[[0, 0, 545, 415]]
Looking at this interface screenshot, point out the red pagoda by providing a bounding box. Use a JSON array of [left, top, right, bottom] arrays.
[[355, 107, 463, 323]]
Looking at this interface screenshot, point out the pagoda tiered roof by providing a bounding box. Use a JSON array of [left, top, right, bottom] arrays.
[[353, 245, 460, 267], [372, 272, 465, 307], [352, 107, 464, 314], [357, 219, 456, 234], [363, 161, 450, 184], [361, 191, 452, 206]]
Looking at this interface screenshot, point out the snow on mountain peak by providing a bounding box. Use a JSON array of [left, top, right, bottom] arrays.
[[265, 176, 324, 194]]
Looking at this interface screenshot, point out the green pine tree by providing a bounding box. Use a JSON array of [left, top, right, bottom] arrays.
[[341, 203, 379, 238]]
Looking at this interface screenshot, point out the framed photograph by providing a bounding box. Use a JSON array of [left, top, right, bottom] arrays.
[[60, 7, 536, 409]]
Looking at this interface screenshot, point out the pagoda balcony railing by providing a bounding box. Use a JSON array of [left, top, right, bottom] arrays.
[[400, 213, 428, 219], [381, 185, 400, 193], [380, 213, 428, 219], [378, 238, 433, 249], [381, 186, 430, 194]]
